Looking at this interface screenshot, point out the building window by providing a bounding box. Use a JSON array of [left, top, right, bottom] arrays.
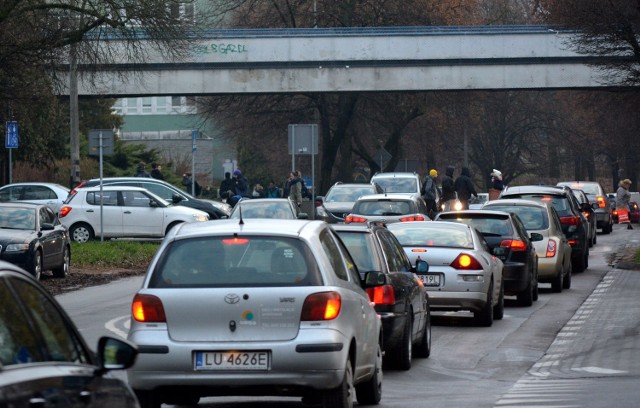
[[126, 98, 138, 115], [156, 97, 168, 114], [142, 97, 153, 114]]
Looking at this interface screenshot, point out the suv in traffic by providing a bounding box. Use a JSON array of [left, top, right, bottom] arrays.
[[315, 182, 382, 223], [370, 172, 423, 195], [556, 181, 613, 234], [500, 185, 590, 273]]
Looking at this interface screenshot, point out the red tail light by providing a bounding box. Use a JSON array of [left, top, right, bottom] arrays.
[[301, 292, 341, 321], [450, 254, 483, 270], [596, 196, 607, 209], [132, 294, 166, 323], [559, 216, 580, 226], [400, 215, 425, 222], [58, 206, 72, 218], [500, 239, 527, 251], [345, 215, 367, 223], [366, 285, 396, 305], [546, 239, 557, 257], [613, 209, 618, 216], [582, 211, 591, 219]]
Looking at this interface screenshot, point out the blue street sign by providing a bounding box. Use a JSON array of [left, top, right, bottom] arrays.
[[5, 121, 18, 149], [191, 129, 198, 152]]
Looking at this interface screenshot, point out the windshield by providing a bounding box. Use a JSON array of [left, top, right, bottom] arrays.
[[354, 200, 413, 216], [230, 202, 294, 219], [0, 207, 36, 230], [372, 177, 418, 194], [326, 186, 375, 202]]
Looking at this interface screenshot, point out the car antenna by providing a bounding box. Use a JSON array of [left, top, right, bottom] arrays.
[[238, 205, 244, 225]]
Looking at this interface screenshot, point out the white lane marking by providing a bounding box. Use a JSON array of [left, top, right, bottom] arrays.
[[105, 315, 130, 339], [571, 367, 627, 375]]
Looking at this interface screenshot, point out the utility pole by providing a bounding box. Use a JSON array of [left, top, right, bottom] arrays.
[[69, 43, 80, 189]]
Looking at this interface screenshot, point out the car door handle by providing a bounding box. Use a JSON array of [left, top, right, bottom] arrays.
[[124, 211, 132, 214], [86, 209, 94, 213]]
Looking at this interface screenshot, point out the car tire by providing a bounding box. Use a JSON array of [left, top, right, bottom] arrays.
[[516, 272, 533, 307], [563, 261, 572, 289], [414, 309, 431, 358], [532, 266, 539, 302], [393, 316, 413, 371], [551, 263, 564, 293], [52, 245, 70, 278], [572, 251, 587, 273], [322, 357, 354, 408], [603, 220, 612, 234], [135, 390, 161, 408], [70, 223, 94, 243], [592, 230, 597, 246], [493, 278, 505, 319], [474, 280, 494, 327], [31, 250, 43, 281], [355, 343, 383, 405]]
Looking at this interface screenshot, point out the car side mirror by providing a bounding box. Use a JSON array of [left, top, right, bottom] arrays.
[[592, 202, 599, 210], [363, 270, 386, 287], [297, 212, 309, 219], [530, 232, 544, 242], [41, 223, 54, 231], [95, 336, 138, 376], [580, 203, 592, 212], [315, 196, 324, 204], [414, 259, 429, 273], [172, 194, 183, 203]]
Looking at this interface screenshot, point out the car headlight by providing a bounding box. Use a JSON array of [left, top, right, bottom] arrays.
[[5, 243, 29, 252], [192, 214, 209, 222], [454, 200, 463, 211], [316, 207, 327, 217]]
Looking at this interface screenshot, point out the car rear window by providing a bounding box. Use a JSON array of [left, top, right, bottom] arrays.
[[371, 177, 418, 194], [503, 194, 572, 217], [484, 205, 549, 230], [354, 200, 412, 215], [149, 236, 322, 288], [390, 226, 473, 249], [438, 213, 513, 236]]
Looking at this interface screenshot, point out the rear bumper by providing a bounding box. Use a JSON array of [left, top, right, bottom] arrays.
[[425, 290, 487, 313], [502, 263, 529, 295]]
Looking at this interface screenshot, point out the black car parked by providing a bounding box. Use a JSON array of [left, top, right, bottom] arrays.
[[0, 203, 71, 280], [500, 185, 590, 273], [436, 210, 540, 307], [332, 223, 431, 370], [0, 261, 139, 407]]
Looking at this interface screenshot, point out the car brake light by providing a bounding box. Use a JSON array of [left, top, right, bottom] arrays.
[[568, 239, 577, 246], [400, 215, 425, 222], [366, 285, 396, 305], [345, 215, 367, 223], [132, 294, 166, 323], [596, 196, 607, 209], [559, 216, 580, 226], [58, 206, 72, 218], [450, 254, 482, 270], [301, 292, 341, 321], [500, 239, 527, 251], [546, 239, 557, 257]]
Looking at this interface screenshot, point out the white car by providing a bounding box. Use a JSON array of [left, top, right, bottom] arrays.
[[0, 182, 69, 214], [387, 221, 504, 327], [127, 219, 384, 407], [59, 186, 209, 243]]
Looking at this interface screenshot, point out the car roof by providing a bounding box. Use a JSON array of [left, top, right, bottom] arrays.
[[0, 182, 69, 190], [387, 220, 470, 231], [356, 193, 421, 201], [78, 185, 156, 192], [331, 223, 383, 233], [167, 218, 325, 240], [483, 198, 548, 208], [502, 185, 570, 196], [371, 172, 419, 179], [0, 202, 42, 208], [237, 198, 291, 203], [438, 209, 513, 219]]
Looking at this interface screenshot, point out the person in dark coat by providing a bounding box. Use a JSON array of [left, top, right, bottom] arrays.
[[150, 163, 164, 180], [232, 169, 249, 197], [422, 169, 440, 219], [219, 172, 236, 201], [133, 162, 151, 178], [182, 173, 202, 196], [454, 166, 478, 210], [441, 165, 457, 211]]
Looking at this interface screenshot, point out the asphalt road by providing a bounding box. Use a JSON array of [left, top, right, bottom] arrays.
[[56, 223, 640, 407]]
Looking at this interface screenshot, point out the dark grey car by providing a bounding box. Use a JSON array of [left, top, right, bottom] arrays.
[[315, 182, 382, 223], [0, 261, 139, 407]]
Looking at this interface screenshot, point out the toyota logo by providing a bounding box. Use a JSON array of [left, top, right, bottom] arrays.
[[224, 294, 240, 304]]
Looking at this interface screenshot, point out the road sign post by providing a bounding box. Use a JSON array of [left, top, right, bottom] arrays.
[[5, 121, 18, 184], [89, 129, 114, 242]]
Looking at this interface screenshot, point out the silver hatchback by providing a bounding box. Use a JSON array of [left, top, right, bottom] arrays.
[[127, 219, 385, 408]]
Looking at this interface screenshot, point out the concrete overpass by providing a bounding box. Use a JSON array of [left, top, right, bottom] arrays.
[[61, 25, 629, 96]]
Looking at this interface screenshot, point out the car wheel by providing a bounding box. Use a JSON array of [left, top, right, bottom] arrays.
[[593, 230, 597, 245], [393, 316, 413, 371], [551, 262, 564, 293], [135, 390, 161, 408], [603, 220, 612, 234], [493, 278, 505, 319], [355, 342, 383, 405], [516, 271, 533, 307], [572, 251, 587, 273], [474, 280, 494, 327], [31, 250, 43, 281], [70, 223, 94, 243], [532, 266, 539, 302], [52, 245, 70, 278], [414, 308, 431, 358], [563, 261, 572, 289], [322, 357, 354, 408]]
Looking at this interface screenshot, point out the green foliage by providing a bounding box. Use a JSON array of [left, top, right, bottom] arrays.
[[71, 241, 159, 269]]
